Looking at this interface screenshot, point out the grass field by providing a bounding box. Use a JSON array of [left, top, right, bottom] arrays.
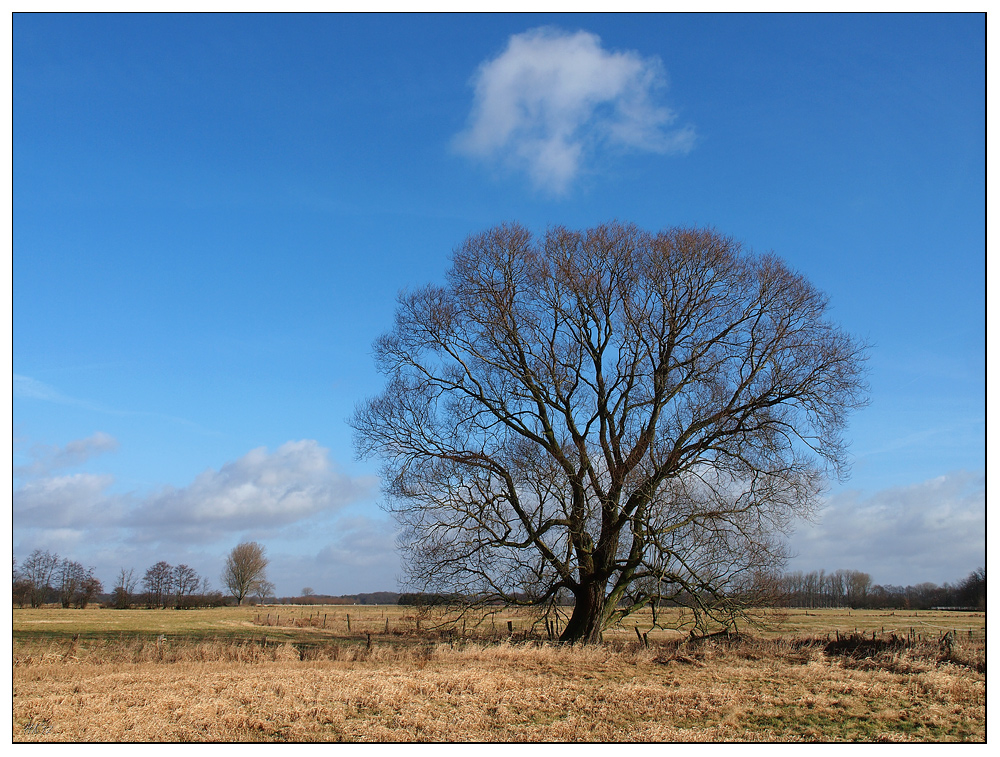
[[12, 605, 985, 742], [13, 603, 985, 644]]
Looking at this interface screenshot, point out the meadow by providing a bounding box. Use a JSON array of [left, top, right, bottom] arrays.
[[12, 604, 985, 742]]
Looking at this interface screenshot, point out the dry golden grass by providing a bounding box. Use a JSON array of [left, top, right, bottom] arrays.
[[13, 632, 984, 742], [14, 604, 985, 647]]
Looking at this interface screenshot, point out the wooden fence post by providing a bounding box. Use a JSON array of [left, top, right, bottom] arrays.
[[347, 614, 351, 632]]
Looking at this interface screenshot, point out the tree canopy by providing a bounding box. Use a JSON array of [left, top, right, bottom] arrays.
[[222, 541, 269, 606], [353, 222, 869, 642]]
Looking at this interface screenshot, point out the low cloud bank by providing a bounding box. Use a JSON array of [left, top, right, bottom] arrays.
[[787, 470, 985, 586], [15, 436, 377, 548]]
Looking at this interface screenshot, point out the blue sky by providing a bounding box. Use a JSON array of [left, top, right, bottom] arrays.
[[12, 13, 985, 596]]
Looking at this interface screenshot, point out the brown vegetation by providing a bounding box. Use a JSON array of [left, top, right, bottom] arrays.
[[13, 629, 983, 742]]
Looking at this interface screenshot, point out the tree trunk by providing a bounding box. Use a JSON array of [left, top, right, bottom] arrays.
[[560, 582, 608, 643]]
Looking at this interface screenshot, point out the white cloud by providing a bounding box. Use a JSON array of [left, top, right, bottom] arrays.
[[13, 436, 383, 594], [14, 438, 377, 549], [453, 27, 694, 195], [787, 470, 985, 586], [14, 431, 119, 478], [129, 440, 376, 541], [14, 472, 121, 528]]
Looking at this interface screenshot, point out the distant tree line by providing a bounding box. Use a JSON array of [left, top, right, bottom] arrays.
[[14, 551, 226, 609], [130, 561, 227, 609], [13, 549, 103, 608], [392, 568, 987, 612], [776, 567, 985, 610], [396, 592, 465, 607], [15, 550, 983, 613], [267, 591, 402, 606], [775, 569, 875, 609], [394, 591, 576, 607]]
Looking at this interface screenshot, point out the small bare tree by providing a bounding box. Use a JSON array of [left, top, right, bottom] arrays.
[[78, 572, 103, 608], [20, 549, 60, 608], [255, 580, 276, 605], [222, 541, 269, 606], [353, 222, 869, 643], [143, 561, 174, 608], [57, 559, 83, 608], [13, 559, 32, 608], [173, 564, 202, 608], [112, 567, 138, 609], [57, 560, 101, 608]]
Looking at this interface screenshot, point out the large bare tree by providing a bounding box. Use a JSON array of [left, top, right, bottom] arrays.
[[222, 541, 269, 606], [353, 222, 868, 643]]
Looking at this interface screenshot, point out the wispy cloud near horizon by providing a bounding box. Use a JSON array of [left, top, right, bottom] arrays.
[[13, 435, 391, 595], [453, 27, 695, 195], [787, 470, 985, 586], [14, 472, 123, 529], [15, 436, 378, 547], [128, 440, 376, 542]]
